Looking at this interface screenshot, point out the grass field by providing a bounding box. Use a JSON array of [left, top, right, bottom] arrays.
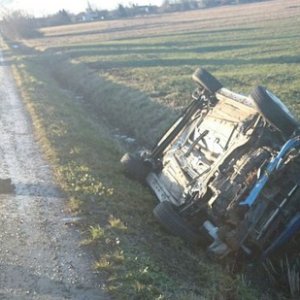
[[25, 0, 300, 113], [5, 0, 300, 298]]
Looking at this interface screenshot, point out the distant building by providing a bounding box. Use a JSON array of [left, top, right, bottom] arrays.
[[133, 5, 159, 14], [75, 10, 109, 22], [78, 12, 97, 22]]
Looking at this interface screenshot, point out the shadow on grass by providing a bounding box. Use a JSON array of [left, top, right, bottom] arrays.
[[85, 55, 300, 70], [0, 49, 25, 67], [47, 26, 259, 48], [1, 40, 40, 68], [63, 44, 256, 58], [42, 21, 257, 39], [114, 26, 260, 41]]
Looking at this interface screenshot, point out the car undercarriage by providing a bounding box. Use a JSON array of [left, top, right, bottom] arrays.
[[121, 67, 300, 260]]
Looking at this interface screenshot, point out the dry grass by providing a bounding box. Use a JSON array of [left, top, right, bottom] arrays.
[[263, 257, 300, 298]]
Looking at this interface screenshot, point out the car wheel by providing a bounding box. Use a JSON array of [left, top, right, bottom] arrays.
[[153, 201, 200, 244], [192, 67, 223, 93], [120, 152, 150, 181], [250, 86, 299, 136]]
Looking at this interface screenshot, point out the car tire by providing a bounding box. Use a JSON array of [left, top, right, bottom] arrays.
[[120, 152, 150, 181], [153, 201, 200, 244], [250, 86, 299, 136], [192, 67, 223, 93]]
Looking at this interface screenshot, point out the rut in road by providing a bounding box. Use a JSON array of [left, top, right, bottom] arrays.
[[0, 50, 108, 299]]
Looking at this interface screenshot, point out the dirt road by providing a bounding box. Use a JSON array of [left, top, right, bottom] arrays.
[[0, 51, 108, 299]]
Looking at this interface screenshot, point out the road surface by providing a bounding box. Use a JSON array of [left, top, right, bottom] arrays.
[[0, 49, 108, 299]]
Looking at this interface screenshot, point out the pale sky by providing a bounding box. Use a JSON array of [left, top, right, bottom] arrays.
[[1, 0, 164, 16]]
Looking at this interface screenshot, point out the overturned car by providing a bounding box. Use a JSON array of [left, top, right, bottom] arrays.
[[121, 68, 300, 259]]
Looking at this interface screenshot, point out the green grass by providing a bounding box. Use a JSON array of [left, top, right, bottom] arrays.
[[81, 24, 300, 114], [5, 0, 300, 298], [25, 0, 300, 117], [7, 48, 264, 299]]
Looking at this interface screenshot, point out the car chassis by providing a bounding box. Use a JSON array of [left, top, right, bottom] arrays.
[[121, 68, 300, 259]]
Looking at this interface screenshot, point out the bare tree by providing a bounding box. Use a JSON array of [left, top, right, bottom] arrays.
[[1, 11, 39, 39]]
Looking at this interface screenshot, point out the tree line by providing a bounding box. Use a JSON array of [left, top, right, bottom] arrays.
[[0, 0, 269, 39]]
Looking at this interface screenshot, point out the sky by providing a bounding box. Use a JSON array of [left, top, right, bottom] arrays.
[[0, 0, 164, 16]]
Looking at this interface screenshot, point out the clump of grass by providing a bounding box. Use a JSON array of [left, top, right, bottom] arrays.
[[95, 251, 125, 271], [95, 256, 111, 270], [89, 225, 105, 241], [67, 197, 83, 213], [263, 256, 300, 298], [108, 215, 127, 230], [282, 256, 300, 297]]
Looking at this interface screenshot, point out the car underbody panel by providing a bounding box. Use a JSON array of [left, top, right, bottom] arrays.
[[147, 93, 260, 207]]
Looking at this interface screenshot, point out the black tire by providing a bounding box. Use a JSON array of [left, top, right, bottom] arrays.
[[250, 86, 299, 136], [153, 201, 200, 244], [192, 67, 223, 93], [120, 152, 150, 181]]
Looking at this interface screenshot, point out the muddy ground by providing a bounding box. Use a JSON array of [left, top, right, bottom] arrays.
[[0, 51, 108, 299]]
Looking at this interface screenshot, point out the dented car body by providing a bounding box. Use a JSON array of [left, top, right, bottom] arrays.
[[121, 68, 300, 259]]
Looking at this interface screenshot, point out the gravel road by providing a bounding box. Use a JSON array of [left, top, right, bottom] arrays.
[[0, 50, 108, 299]]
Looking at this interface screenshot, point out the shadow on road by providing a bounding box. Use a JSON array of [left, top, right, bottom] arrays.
[[0, 263, 102, 299]]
